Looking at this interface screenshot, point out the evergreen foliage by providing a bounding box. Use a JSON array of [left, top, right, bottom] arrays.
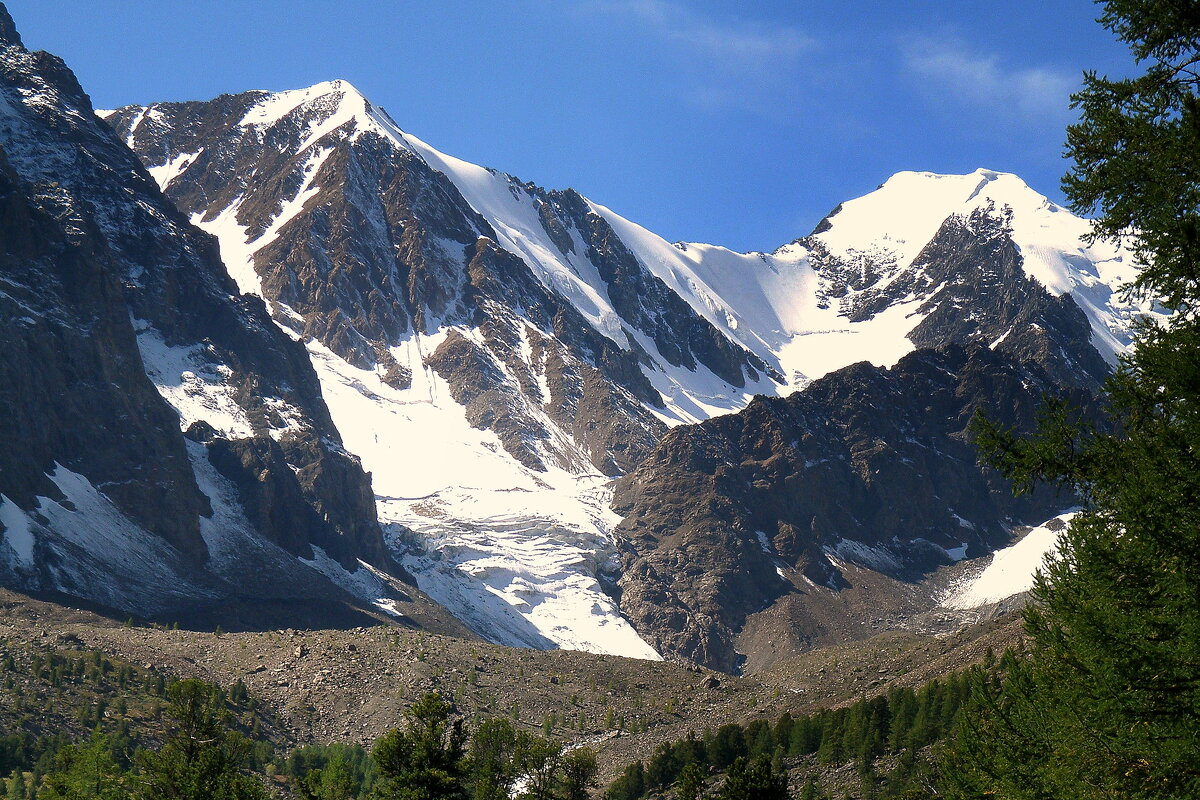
[[718, 755, 788, 800], [136, 678, 271, 800], [950, 2, 1200, 797], [369, 693, 468, 800], [602, 674, 969, 800]]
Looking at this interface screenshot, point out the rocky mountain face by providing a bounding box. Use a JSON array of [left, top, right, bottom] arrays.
[[0, 5, 437, 625], [103, 84, 766, 478], [105, 82, 800, 657], [612, 343, 1084, 672], [100, 74, 1161, 662], [605, 192, 1138, 671]]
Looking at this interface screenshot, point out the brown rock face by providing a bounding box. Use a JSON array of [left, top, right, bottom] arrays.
[[612, 343, 1089, 672], [104, 88, 792, 477], [0, 5, 394, 613]]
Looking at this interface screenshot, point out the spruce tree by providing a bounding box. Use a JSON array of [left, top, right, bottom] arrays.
[[371, 693, 467, 800], [136, 679, 269, 800], [950, 2, 1200, 797]]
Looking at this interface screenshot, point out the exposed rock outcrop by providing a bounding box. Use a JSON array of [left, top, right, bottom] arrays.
[[0, 4, 398, 616], [613, 344, 1086, 671]]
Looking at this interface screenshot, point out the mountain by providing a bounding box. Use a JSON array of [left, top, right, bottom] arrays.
[[102, 78, 1159, 663], [0, 5, 464, 632], [612, 343, 1087, 672]]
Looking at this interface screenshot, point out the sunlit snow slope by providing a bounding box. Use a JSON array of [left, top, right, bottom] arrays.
[[107, 80, 1155, 660], [943, 511, 1078, 609]]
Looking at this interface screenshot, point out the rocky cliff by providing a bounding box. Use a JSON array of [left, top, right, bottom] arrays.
[[0, 4, 429, 624]]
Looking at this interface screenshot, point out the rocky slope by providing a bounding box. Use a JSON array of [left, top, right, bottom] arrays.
[[0, 4, 448, 629], [102, 76, 1159, 660], [0, 585, 1027, 783], [612, 343, 1085, 672]]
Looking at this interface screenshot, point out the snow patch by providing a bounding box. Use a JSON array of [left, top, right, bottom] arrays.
[[147, 150, 199, 188], [943, 511, 1077, 609], [134, 322, 255, 438], [0, 495, 34, 566]]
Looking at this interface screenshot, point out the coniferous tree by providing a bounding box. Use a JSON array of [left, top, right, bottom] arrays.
[[515, 737, 561, 800], [41, 733, 128, 800], [464, 718, 520, 800], [717, 755, 787, 800], [949, 2, 1200, 797], [556, 748, 597, 800], [644, 743, 676, 793], [371, 693, 467, 800], [675, 762, 705, 800], [136, 679, 269, 800], [6, 772, 26, 800]]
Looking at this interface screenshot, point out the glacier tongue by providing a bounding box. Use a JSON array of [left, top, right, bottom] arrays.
[[301, 333, 661, 658]]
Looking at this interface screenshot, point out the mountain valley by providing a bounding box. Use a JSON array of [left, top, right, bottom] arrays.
[[0, 0, 1164, 773]]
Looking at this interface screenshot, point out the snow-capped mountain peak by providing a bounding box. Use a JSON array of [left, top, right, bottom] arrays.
[[104, 81, 1155, 662], [809, 167, 1153, 362]]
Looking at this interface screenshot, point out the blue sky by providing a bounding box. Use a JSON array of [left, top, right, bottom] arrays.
[[7, 1, 1131, 252]]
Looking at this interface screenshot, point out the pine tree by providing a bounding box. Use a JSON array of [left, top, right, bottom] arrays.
[[798, 775, 824, 800], [41, 732, 128, 800], [675, 762, 704, 800], [949, 2, 1200, 797], [371, 693, 467, 800], [464, 718, 519, 800], [515, 737, 561, 800], [6, 772, 25, 800], [136, 679, 269, 800], [717, 755, 787, 800], [556, 748, 597, 800]]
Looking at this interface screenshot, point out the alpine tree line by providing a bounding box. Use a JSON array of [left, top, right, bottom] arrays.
[[2, 678, 599, 800], [1, 661, 982, 800], [604, 669, 974, 800]]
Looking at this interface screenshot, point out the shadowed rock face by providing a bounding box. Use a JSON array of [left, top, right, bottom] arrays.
[[609, 206, 1111, 672], [808, 204, 1110, 390], [612, 343, 1088, 672], [0, 4, 391, 613]]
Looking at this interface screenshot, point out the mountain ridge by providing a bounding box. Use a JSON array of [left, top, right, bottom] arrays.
[[100, 78, 1160, 664], [0, 35, 1158, 667]]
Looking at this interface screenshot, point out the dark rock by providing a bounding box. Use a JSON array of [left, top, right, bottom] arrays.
[[0, 7, 394, 614], [612, 343, 1091, 672]]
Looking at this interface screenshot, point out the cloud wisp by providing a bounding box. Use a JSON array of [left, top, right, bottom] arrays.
[[595, 0, 812, 68], [902, 36, 1079, 126], [582, 0, 815, 116]]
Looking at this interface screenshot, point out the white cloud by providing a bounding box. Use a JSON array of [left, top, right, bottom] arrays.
[[903, 37, 1077, 125], [589, 0, 813, 69], [580, 0, 814, 117]]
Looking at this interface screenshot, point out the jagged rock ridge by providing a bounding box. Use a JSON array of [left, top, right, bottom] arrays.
[[0, 4, 446, 627]]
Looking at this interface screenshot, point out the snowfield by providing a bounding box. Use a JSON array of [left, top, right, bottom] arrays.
[[943, 511, 1078, 609]]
